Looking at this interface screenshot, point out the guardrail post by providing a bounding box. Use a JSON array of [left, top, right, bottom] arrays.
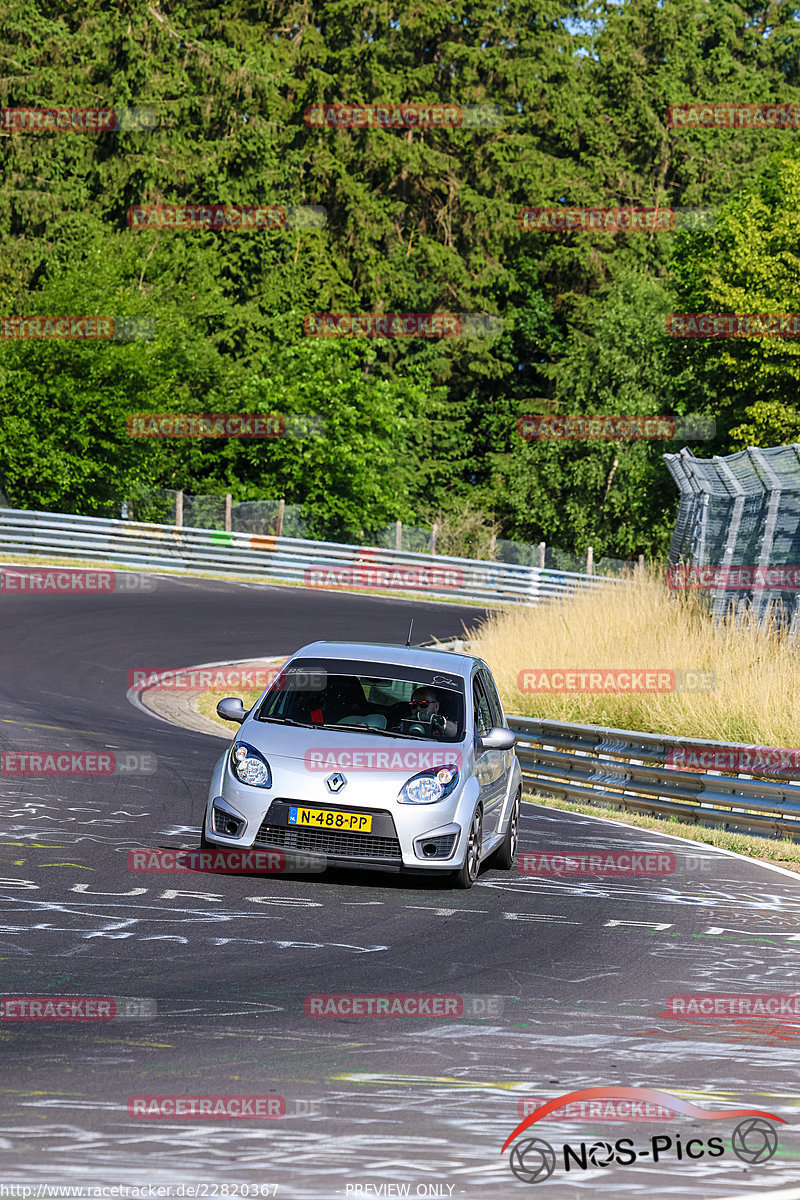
[[175, 491, 183, 529], [539, 541, 546, 569], [395, 520, 402, 551], [587, 546, 594, 574], [225, 493, 232, 532], [277, 498, 285, 537]]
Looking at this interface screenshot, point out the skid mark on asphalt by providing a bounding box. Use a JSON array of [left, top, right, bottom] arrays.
[[0, 718, 109, 736], [4, 883, 800, 960], [2, 1093, 793, 1197], [478, 875, 800, 914]]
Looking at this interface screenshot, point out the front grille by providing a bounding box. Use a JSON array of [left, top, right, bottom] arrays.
[[254, 821, 402, 861]]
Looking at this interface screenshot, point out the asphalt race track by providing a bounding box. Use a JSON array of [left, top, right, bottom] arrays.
[[1, 569, 799, 1198]]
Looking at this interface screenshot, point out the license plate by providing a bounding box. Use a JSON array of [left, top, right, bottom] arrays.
[[288, 806, 372, 833]]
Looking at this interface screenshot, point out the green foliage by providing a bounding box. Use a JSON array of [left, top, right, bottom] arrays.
[[669, 148, 800, 448], [3, 0, 800, 552]]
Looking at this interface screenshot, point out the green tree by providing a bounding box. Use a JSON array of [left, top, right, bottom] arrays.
[[668, 148, 800, 448]]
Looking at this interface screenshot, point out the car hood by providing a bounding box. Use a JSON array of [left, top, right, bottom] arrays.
[[240, 720, 465, 771]]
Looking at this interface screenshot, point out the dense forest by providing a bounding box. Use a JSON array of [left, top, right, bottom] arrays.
[[2, 0, 800, 554]]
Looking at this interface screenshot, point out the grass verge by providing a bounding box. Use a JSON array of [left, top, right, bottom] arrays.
[[469, 568, 800, 745], [525, 789, 800, 874], [195, 688, 264, 729]]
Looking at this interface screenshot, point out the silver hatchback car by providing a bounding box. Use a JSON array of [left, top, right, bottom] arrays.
[[202, 640, 521, 888]]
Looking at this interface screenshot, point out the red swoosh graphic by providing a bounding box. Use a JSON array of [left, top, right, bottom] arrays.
[[500, 1086, 784, 1154]]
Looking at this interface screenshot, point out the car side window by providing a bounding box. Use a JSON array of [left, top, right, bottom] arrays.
[[472, 675, 493, 738], [480, 669, 504, 728]]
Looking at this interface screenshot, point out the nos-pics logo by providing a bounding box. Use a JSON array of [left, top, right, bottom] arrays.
[[501, 1087, 784, 1183]]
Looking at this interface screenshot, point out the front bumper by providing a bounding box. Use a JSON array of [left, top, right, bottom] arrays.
[[250, 798, 462, 866], [203, 750, 479, 871]]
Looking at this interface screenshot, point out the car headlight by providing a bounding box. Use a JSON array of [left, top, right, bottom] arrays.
[[398, 765, 460, 804], [230, 741, 272, 788]]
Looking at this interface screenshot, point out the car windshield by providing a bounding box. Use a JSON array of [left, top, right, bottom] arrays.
[[256, 657, 466, 742]]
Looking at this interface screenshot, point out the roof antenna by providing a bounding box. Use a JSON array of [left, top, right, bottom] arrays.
[[405, 618, 414, 647]]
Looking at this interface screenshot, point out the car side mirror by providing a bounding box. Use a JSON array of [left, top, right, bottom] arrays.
[[216, 697, 247, 723], [479, 726, 516, 752]]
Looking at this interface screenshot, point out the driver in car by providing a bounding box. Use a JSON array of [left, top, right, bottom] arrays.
[[408, 686, 457, 739]]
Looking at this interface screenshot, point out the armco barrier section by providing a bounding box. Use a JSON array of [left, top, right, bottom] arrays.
[[510, 715, 800, 839], [0, 507, 624, 607]]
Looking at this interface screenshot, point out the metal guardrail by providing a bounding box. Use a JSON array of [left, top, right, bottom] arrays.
[[7, 507, 794, 837], [509, 714, 800, 840], [0, 507, 624, 607]]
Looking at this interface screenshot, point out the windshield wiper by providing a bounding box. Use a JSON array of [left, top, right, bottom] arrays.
[[258, 717, 461, 741], [315, 724, 457, 741], [258, 715, 315, 727]]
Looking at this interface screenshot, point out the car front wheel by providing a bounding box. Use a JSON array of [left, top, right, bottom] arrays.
[[489, 789, 521, 870], [450, 806, 482, 889]]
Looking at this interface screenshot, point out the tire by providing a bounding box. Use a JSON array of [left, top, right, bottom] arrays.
[[489, 789, 520, 870], [200, 825, 212, 848], [450, 806, 483, 889]]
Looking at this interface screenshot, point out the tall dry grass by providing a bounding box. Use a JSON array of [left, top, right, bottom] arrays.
[[468, 571, 800, 745]]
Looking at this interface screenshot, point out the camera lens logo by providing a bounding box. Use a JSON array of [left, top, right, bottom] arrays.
[[509, 1137, 556, 1184], [732, 1117, 779, 1164], [587, 1140, 615, 1166]]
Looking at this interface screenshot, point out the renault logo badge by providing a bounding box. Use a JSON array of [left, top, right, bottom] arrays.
[[326, 772, 347, 793]]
